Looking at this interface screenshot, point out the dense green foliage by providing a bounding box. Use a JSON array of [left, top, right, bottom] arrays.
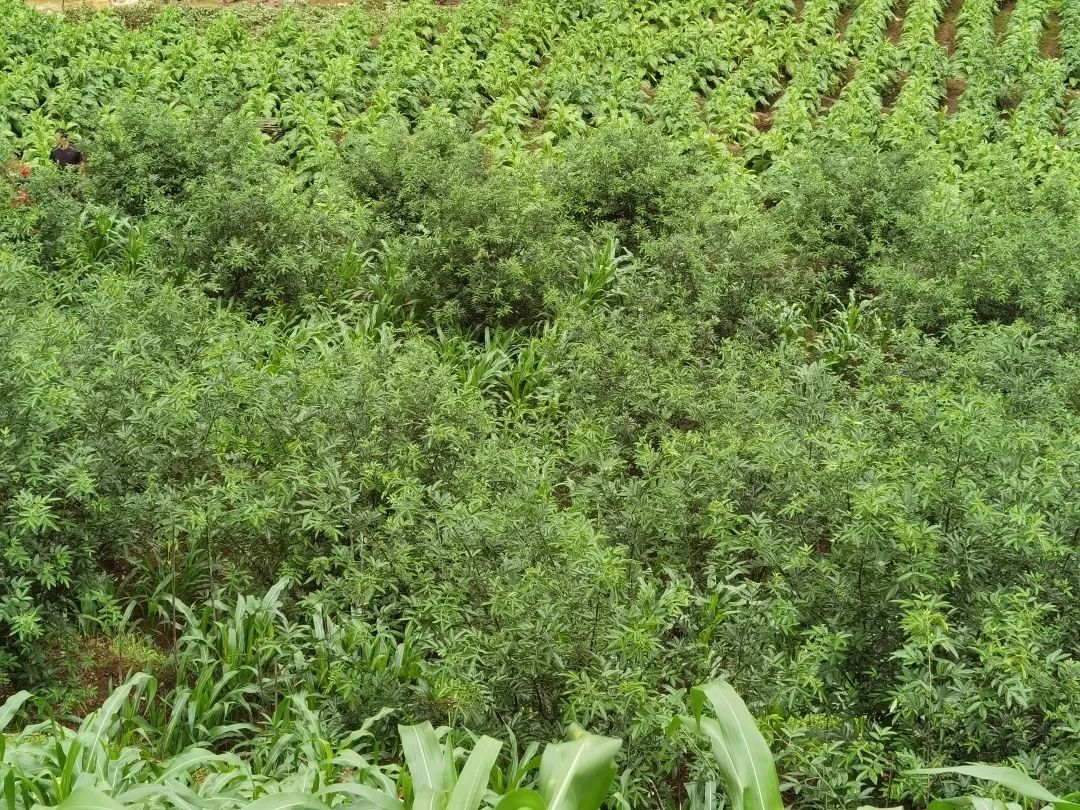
[[3, 0, 1080, 805]]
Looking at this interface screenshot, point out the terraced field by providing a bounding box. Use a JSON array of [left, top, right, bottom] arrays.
[[6, 0, 1080, 808], [4, 0, 1080, 177]]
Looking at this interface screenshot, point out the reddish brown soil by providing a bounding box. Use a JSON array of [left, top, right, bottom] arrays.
[[753, 84, 786, 132], [887, 1, 907, 44], [835, 4, 855, 40], [943, 77, 966, 114], [837, 60, 857, 88], [997, 91, 1020, 114], [522, 111, 550, 147], [36, 635, 173, 719], [881, 72, 906, 112], [1041, 12, 1062, 58], [821, 62, 855, 113], [935, 0, 963, 54], [794, 0, 805, 21], [73, 641, 125, 716], [100, 554, 135, 588], [994, 0, 1016, 39]]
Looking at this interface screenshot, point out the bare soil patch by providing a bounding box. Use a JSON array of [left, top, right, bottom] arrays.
[[943, 77, 966, 114], [835, 3, 855, 40], [997, 90, 1020, 115], [1041, 11, 1062, 58], [881, 71, 906, 112], [887, 0, 907, 44], [994, 0, 1016, 40], [935, 0, 963, 54]]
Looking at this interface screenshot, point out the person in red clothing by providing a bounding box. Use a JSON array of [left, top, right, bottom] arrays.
[[4, 152, 30, 180], [4, 151, 33, 206]]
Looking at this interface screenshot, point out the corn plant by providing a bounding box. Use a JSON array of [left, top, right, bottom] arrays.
[[0, 682, 622, 810], [676, 682, 1080, 810], [6, 0, 1080, 807]]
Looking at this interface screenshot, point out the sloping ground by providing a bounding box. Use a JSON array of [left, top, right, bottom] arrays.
[[936, 0, 963, 53]]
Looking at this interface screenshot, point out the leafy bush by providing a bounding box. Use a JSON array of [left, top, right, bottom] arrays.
[[762, 138, 932, 292], [340, 115, 577, 328], [868, 166, 1080, 330], [85, 102, 260, 219], [4, 0, 1080, 806], [158, 162, 354, 308], [549, 121, 712, 243]]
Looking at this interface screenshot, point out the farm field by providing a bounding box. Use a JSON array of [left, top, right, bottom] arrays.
[[3, 0, 1080, 807]]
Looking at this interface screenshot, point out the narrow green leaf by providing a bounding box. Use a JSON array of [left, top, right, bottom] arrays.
[[82, 674, 151, 758], [58, 737, 84, 801], [4, 771, 16, 810]]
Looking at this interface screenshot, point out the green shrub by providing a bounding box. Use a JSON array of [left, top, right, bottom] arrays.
[[340, 115, 577, 328], [85, 102, 260, 219], [763, 138, 931, 292], [549, 121, 711, 242]]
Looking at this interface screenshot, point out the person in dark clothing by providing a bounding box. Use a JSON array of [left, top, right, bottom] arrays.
[[49, 131, 83, 171]]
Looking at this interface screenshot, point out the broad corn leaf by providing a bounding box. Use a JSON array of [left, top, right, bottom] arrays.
[[51, 786, 126, 810], [493, 789, 546, 810], [412, 789, 449, 810], [0, 691, 31, 732], [537, 728, 621, 810], [399, 723, 451, 795], [243, 793, 332, 810], [115, 783, 204, 810], [682, 679, 783, 810], [159, 748, 242, 782], [927, 798, 1022, 810], [911, 766, 1080, 810], [447, 736, 502, 810], [317, 783, 402, 810]]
